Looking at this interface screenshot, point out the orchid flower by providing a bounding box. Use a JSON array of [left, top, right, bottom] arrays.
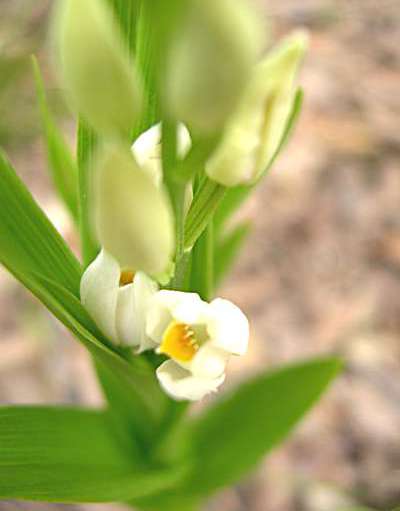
[[132, 123, 192, 187], [132, 122, 193, 213], [206, 31, 308, 186], [91, 141, 175, 277], [146, 290, 249, 401], [80, 249, 158, 351]]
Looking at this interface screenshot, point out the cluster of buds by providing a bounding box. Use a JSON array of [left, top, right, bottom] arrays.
[[55, 0, 308, 400]]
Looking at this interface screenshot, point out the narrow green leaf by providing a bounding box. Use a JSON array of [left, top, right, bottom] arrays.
[[132, 1, 161, 139], [77, 118, 99, 268], [214, 221, 251, 288], [32, 57, 79, 222], [184, 357, 342, 496], [0, 406, 184, 502], [214, 88, 304, 231], [0, 152, 169, 447], [30, 273, 170, 443], [107, 0, 139, 54], [184, 178, 225, 250], [0, 150, 81, 295]]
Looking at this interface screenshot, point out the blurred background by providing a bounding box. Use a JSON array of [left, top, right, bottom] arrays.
[[0, 0, 399, 510]]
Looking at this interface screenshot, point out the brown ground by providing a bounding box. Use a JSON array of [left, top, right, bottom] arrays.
[[0, 0, 399, 510]]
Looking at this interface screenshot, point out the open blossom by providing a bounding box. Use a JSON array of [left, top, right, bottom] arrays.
[[81, 255, 250, 400], [146, 290, 249, 401], [80, 249, 157, 351]]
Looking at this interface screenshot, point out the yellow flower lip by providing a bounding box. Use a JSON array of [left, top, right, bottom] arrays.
[[119, 270, 135, 287], [159, 321, 199, 362]]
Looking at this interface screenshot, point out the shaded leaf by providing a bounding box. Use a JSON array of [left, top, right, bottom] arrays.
[[32, 57, 79, 221], [0, 406, 184, 502], [0, 150, 81, 295]]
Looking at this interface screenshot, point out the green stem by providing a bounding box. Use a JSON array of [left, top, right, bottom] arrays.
[[190, 221, 214, 301], [162, 120, 188, 289], [77, 119, 99, 268]]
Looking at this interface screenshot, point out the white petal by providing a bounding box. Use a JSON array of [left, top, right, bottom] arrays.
[[189, 344, 229, 379], [146, 290, 207, 344], [177, 124, 192, 158], [116, 272, 158, 351], [80, 249, 120, 342], [115, 283, 137, 347], [156, 360, 225, 401], [131, 124, 162, 187], [146, 292, 175, 344], [133, 272, 159, 352], [172, 293, 208, 325], [115, 272, 158, 349], [206, 298, 249, 355], [132, 123, 191, 189]]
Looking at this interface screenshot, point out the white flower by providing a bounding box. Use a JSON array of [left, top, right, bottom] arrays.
[[206, 31, 308, 186], [92, 142, 175, 277], [146, 290, 249, 401], [132, 123, 193, 214], [80, 249, 158, 351], [132, 123, 192, 187]]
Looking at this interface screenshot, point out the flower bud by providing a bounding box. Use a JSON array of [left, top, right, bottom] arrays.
[[206, 31, 308, 186], [55, 0, 142, 138], [91, 143, 174, 277], [164, 0, 262, 135]]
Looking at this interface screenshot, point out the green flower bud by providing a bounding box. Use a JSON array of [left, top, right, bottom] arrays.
[[164, 0, 262, 135], [91, 143, 175, 277], [55, 0, 142, 138], [206, 31, 308, 186]]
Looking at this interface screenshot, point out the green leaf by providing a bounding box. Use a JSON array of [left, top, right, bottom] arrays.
[[77, 119, 99, 268], [28, 273, 170, 445], [184, 177, 225, 250], [0, 151, 172, 450], [132, 1, 161, 139], [214, 221, 251, 288], [0, 150, 81, 295], [108, 0, 139, 54], [0, 406, 184, 502], [184, 357, 342, 496], [32, 57, 79, 222], [214, 88, 304, 231]]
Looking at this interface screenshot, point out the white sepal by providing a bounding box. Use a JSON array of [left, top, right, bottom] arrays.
[[80, 249, 120, 342], [206, 298, 249, 356], [156, 360, 225, 401]]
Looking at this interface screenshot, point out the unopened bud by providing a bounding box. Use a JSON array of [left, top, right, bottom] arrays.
[[206, 31, 308, 186], [55, 0, 142, 138], [164, 0, 262, 135], [91, 143, 175, 277]]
